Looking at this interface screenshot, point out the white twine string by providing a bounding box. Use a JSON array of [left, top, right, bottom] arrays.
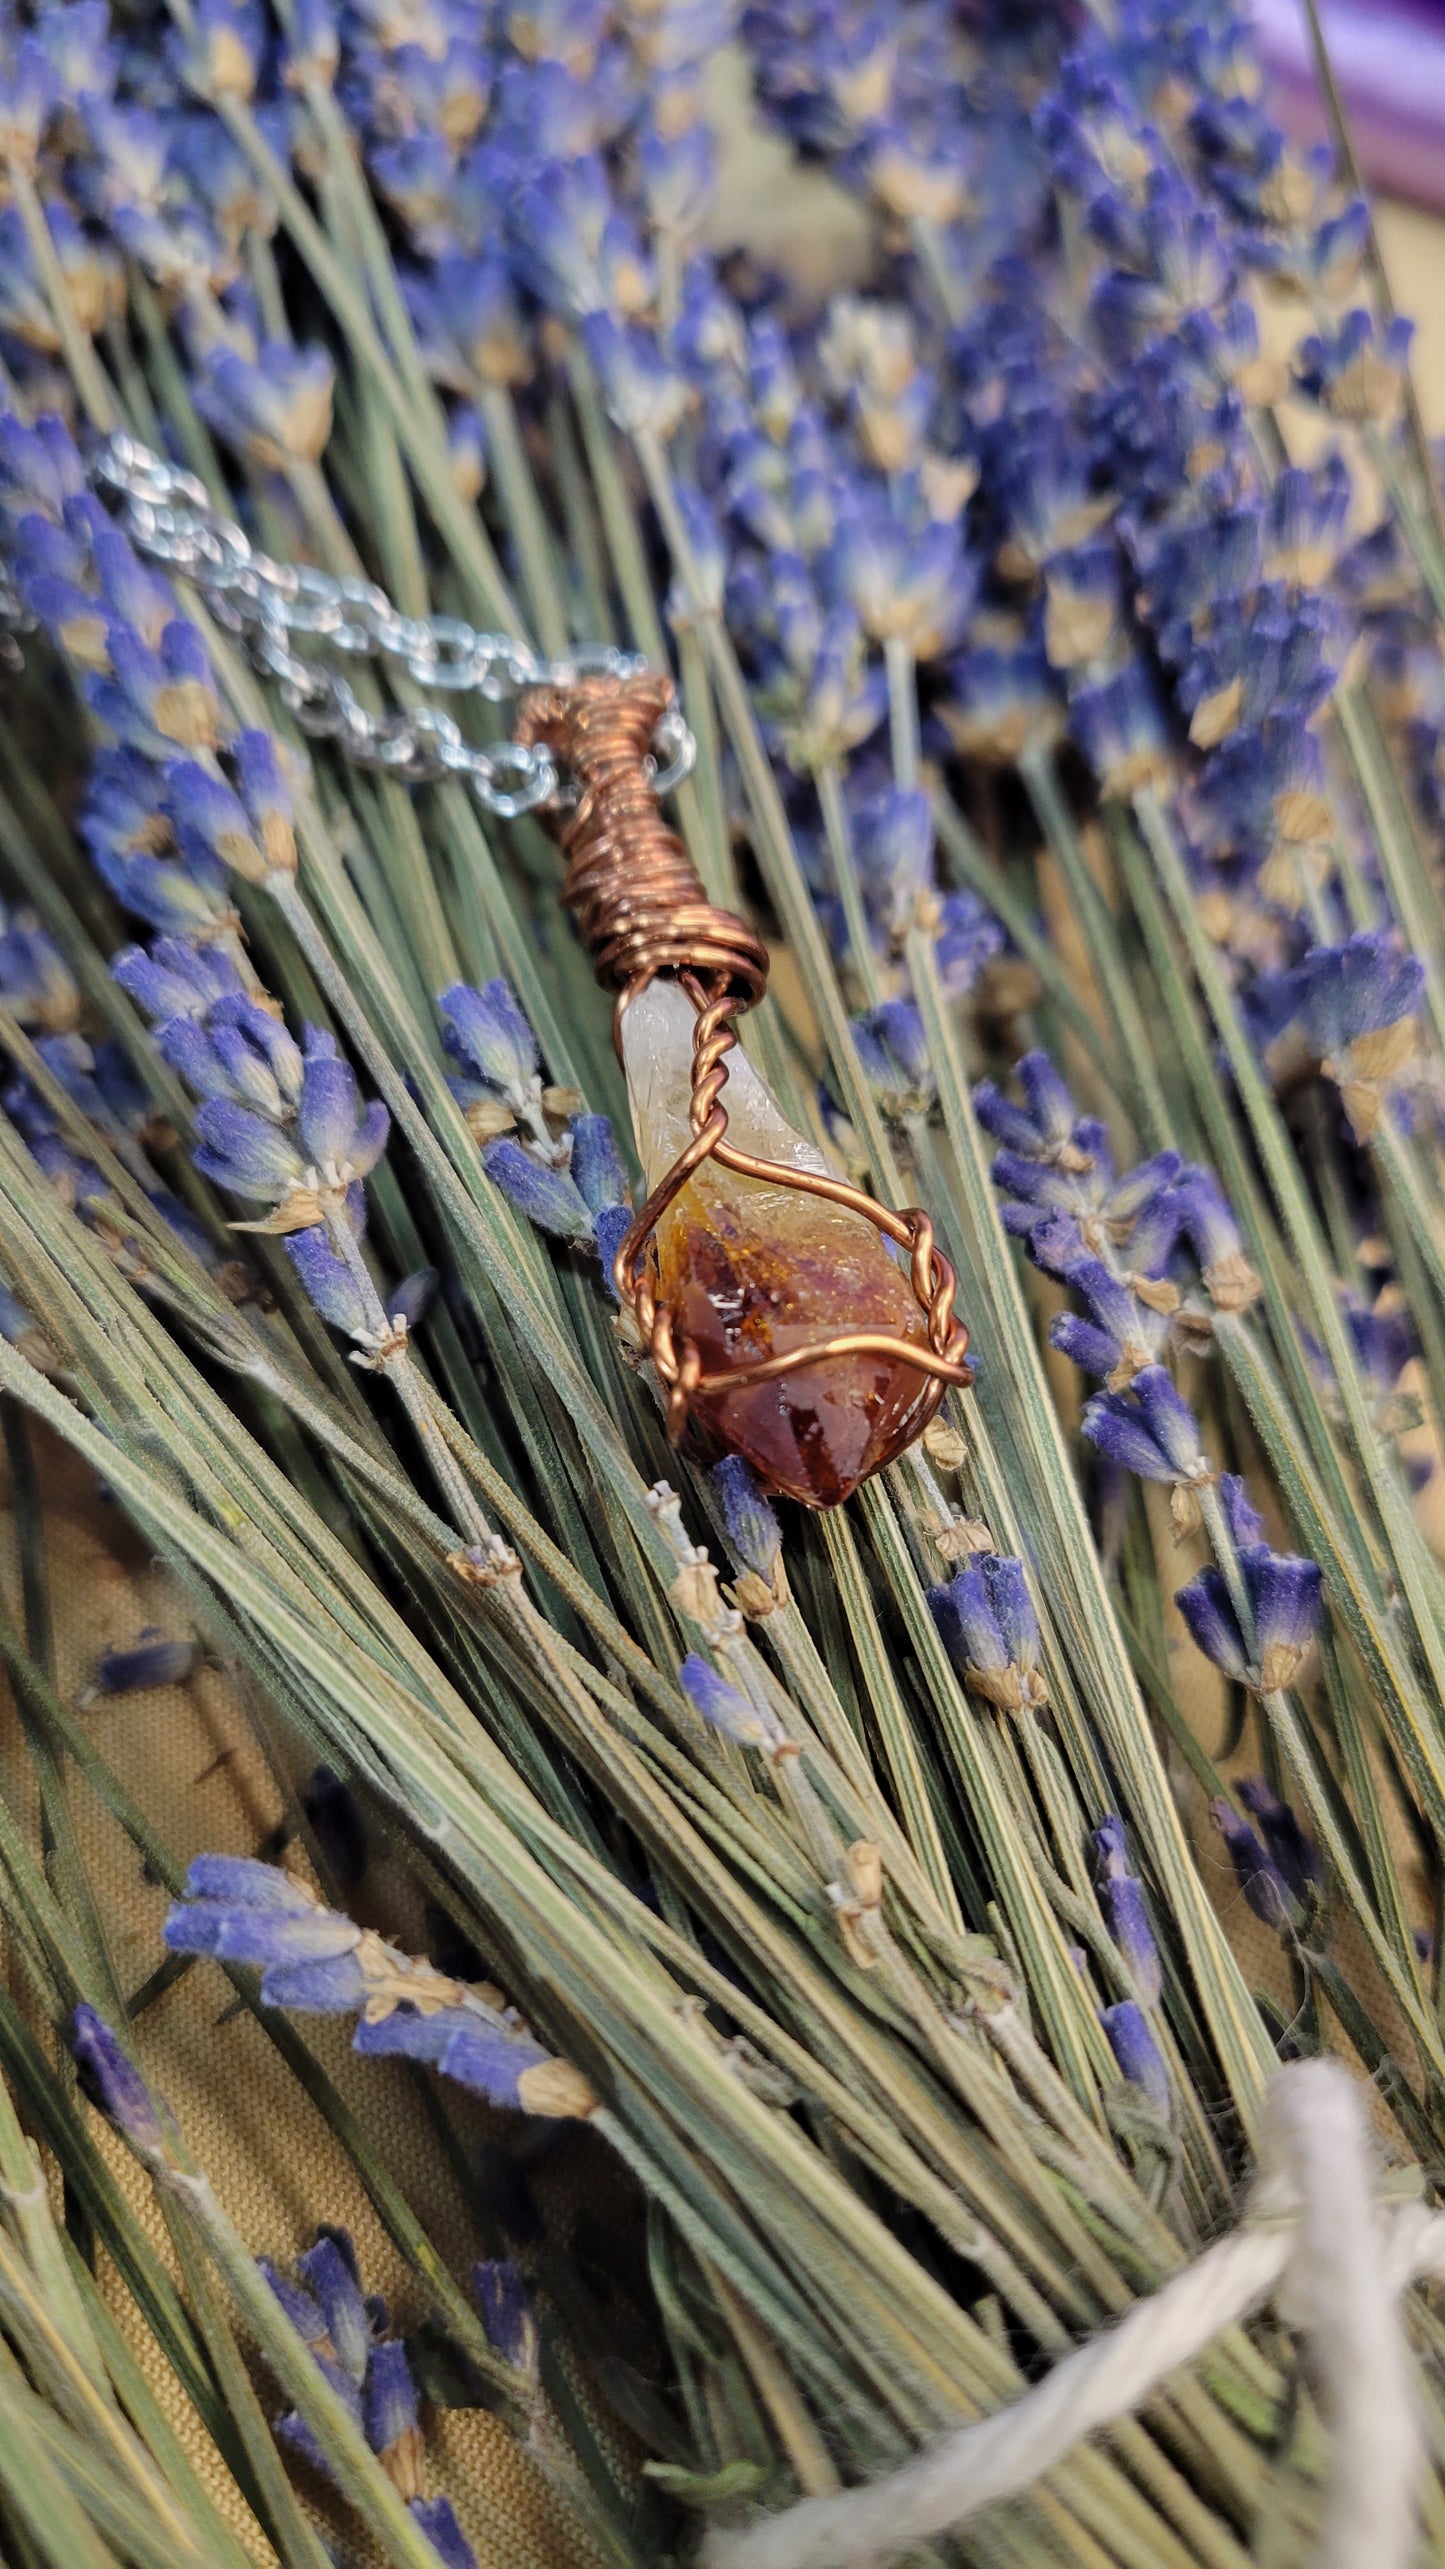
[[704, 2060, 1442, 2569]]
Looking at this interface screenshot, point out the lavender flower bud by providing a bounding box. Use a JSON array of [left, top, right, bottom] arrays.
[[1100, 2000, 1170, 2120], [582, 311, 688, 439], [409, 2496, 480, 2569], [1238, 1777, 1320, 1906], [934, 891, 1004, 1001], [183, 1853, 316, 1908], [1089, 1815, 1161, 2006], [709, 1455, 783, 1583], [929, 1554, 1045, 1713], [1171, 1166, 1259, 1311], [194, 342, 334, 471], [298, 1031, 389, 1178], [1246, 1548, 1324, 1693], [473, 2257, 538, 2376], [480, 1139, 594, 1241], [592, 1202, 632, 1291], [439, 980, 540, 1099], [568, 1114, 628, 1215], [163, 756, 265, 882], [192, 1099, 307, 1204], [387, 1267, 437, 1331], [113, 936, 242, 1024], [71, 2004, 174, 2158], [298, 2230, 372, 2384], [350, 2004, 596, 2118], [0, 907, 79, 1031], [1174, 1566, 1252, 1687], [365, 2339, 423, 2494], [284, 1226, 373, 1338], [1177, 1538, 1322, 1693], [1082, 1366, 1207, 1489], [231, 730, 296, 875], [165, 1898, 361, 1968], [1219, 1474, 1265, 1548], [678, 1653, 772, 1746], [259, 2258, 328, 2348], [852, 1000, 934, 1112], [1294, 309, 1413, 422], [1212, 1797, 1298, 1932], [91, 1630, 199, 1693]]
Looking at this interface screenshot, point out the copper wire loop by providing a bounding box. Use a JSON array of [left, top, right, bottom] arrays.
[[519, 674, 972, 1484], [515, 673, 768, 1006]]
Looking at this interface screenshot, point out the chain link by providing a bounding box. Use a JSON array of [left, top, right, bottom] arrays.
[[4, 430, 695, 813]]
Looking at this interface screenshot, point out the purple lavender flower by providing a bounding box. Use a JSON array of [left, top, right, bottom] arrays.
[[165, 1858, 593, 2114], [274, 2351, 363, 2478], [1287, 933, 1423, 1064], [1034, 1217, 1173, 1385], [259, 2258, 328, 2349], [192, 340, 334, 471], [298, 1030, 389, 1179], [366, 2340, 423, 2490], [928, 1553, 1045, 1713], [473, 2257, 538, 2376], [163, 758, 265, 883], [91, 1630, 200, 1693], [1089, 1815, 1161, 2006], [561, 1105, 627, 1259], [71, 2004, 174, 2157], [1168, 1166, 1259, 1311], [1175, 1544, 1322, 1694], [1294, 309, 1414, 422], [678, 1653, 771, 1745], [299, 2231, 373, 2385], [439, 980, 540, 1102], [934, 890, 1005, 1000], [974, 1049, 1098, 1167], [1238, 1776, 1321, 1906], [1081, 1367, 1207, 1486], [709, 1455, 783, 1586], [1211, 1797, 1299, 1931], [164, 1890, 362, 1970], [1069, 659, 1175, 797], [1100, 2000, 1170, 2120], [158, 993, 304, 1119], [852, 1000, 935, 1111], [480, 1138, 594, 1242], [284, 1227, 373, 1338], [113, 935, 242, 1032], [0, 905, 79, 1031], [410, 2497, 480, 2569], [387, 1267, 438, 1331], [192, 1098, 308, 1205]]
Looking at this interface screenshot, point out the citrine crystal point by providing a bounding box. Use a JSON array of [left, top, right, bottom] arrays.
[[620, 980, 928, 1508]]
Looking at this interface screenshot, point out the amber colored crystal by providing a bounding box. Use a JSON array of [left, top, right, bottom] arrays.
[[622, 981, 927, 1507]]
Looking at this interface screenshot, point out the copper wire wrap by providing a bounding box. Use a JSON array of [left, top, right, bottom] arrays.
[[517, 673, 973, 1478]]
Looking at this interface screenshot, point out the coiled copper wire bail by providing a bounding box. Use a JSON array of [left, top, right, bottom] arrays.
[[515, 672, 972, 1483], [514, 673, 768, 1015]]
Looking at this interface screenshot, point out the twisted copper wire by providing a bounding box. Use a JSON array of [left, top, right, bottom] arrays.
[[515, 674, 768, 1005], [519, 674, 971, 1475]]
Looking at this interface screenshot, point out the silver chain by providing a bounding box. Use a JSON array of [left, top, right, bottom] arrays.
[[8, 431, 695, 819]]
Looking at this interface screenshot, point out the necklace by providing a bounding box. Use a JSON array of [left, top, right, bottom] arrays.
[[5, 432, 971, 1507]]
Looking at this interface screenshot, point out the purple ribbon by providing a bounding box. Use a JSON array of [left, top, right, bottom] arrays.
[[1252, 0, 1445, 208]]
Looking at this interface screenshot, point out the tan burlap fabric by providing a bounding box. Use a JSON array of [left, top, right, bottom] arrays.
[[0, 1423, 627, 2567]]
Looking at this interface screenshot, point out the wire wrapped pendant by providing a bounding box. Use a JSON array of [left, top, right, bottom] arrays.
[[516, 673, 972, 1508]]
